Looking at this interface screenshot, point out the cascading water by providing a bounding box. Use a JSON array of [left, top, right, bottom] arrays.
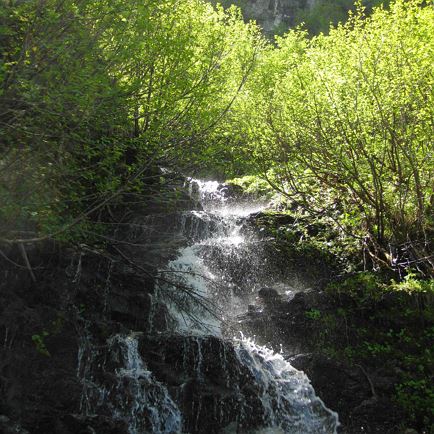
[[77, 332, 182, 434], [153, 178, 340, 433], [77, 176, 339, 433], [110, 334, 182, 434], [235, 337, 338, 434]]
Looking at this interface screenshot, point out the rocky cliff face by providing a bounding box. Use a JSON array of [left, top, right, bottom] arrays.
[[215, 0, 317, 33]]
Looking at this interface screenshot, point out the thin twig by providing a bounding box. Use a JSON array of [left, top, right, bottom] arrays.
[[19, 243, 36, 282]]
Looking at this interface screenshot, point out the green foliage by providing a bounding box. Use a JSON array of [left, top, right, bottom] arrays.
[[254, 204, 363, 275], [234, 0, 434, 273], [305, 308, 321, 320], [391, 273, 434, 294], [1, 1, 432, 428], [394, 326, 434, 431], [0, 0, 263, 242], [226, 175, 274, 197], [32, 332, 50, 357], [396, 378, 434, 429], [312, 274, 434, 431], [327, 271, 385, 301]]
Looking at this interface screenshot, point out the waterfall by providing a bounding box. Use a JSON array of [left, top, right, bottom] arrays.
[[235, 337, 338, 434], [77, 332, 182, 434], [111, 334, 182, 434], [155, 178, 340, 432], [77, 176, 339, 433]]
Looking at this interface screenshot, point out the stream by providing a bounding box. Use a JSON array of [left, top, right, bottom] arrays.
[[78, 178, 340, 433]]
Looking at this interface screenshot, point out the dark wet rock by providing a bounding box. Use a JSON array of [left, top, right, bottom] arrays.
[[139, 335, 266, 434], [63, 414, 129, 434], [290, 356, 402, 434], [236, 288, 326, 350], [351, 396, 400, 432], [258, 286, 281, 302], [0, 240, 154, 433], [105, 287, 151, 330], [292, 289, 330, 310], [244, 211, 344, 289], [0, 415, 30, 434], [248, 304, 261, 314], [73, 331, 286, 434], [0, 178, 213, 432], [0, 242, 274, 434], [293, 355, 372, 415]]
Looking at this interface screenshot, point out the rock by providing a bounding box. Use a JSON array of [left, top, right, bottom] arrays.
[[248, 304, 261, 313], [211, 0, 320, 34], [0, 243, 156, 433], [0, 176, 413, 434], [59, 414, 128, 434], [0, 415, 30, 434], [351, 396, 400, 431], [292, 289, 327, 308], [258, 287, 280, 301], [289, 353, 313, 371], [290, 354, 402, 434], [106, 288, 152, 330], [78, 334, 268, 434], [236, 282, 404, 434]]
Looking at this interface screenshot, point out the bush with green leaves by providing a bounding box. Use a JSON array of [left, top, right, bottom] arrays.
[[0, 0, 263, 243], [234, 0, 433, 274]]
